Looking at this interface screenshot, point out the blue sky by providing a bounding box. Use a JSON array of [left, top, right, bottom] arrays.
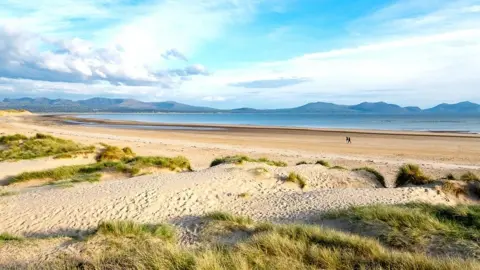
[[0, 0, 479, 109]]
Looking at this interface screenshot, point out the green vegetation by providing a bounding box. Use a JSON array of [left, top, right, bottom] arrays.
[[96, 220, 176, 241], [238, 192, 250, 198], [395, 164, 432, 187], [96, 144, 136, 162], [9, 155, 192, 185], [460, 171, 479, 182], [330, 165, 348, 170], [323, 203, 480, 257], [315, 159, 331, 167], [42, 208, 480, 269], [250, 167, 269, 176], [285, 172, 307, 189], [353, 167, 386, 188], [0, 133, 95, 161], [0, 233, 23, 243], [210, 155, 287, 167]]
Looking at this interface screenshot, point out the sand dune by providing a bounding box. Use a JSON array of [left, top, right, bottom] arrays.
[[0, 163, 451, 238]]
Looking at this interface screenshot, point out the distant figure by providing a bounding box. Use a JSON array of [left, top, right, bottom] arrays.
[[349, 137, 352, 144], [346, 136, 349, 143]]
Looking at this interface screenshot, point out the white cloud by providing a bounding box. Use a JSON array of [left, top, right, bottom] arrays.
[[202, 96, 227, 102]]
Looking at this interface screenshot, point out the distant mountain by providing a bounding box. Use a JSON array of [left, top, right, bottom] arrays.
[[0, 97, 479, 114], [424, 101, 480, 113]]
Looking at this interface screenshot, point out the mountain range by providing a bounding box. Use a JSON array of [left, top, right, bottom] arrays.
[[1, 97, 479, 114]]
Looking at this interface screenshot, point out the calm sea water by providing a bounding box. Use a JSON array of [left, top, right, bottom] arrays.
[[76, 113, 480, 133]]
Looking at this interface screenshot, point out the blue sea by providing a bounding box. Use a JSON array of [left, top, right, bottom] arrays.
[[76, 113, 480, 133]]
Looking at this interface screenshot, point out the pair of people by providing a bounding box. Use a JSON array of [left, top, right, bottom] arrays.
[[346, 136, 352, 144]]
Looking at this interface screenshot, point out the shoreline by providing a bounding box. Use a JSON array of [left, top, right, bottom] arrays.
[[48, 114, 480, 138]]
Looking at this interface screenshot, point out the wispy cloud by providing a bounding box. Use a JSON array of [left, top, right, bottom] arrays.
[[230, 77, 310, 88]]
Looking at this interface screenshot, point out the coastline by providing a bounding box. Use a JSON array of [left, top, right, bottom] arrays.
[[49, 114, 480, 138]]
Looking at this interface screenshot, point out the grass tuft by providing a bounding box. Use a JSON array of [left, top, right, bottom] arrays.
[[315, 160, 331, 167], [96, 220, 176, 241], [395, 164, 432, 187], [285, 172, 307, 189], [460, 172, 479, 182], [353, 167, 386, 188], [296, 161, 309, 165], [210, 155, 287, 167], [238, 192, 250, 198], [0, 133, 95, 161], [206, 211, 253, 225], [0, 233, 23, 242], [329, 165, 348, 170], [441, 181, 467, 197], [96, 144, 136, 162]]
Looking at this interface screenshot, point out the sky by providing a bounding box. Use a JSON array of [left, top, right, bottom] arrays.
[[0, 0, 479, 109]]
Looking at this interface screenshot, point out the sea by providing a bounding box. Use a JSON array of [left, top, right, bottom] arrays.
[[75, 113, 480, 133]]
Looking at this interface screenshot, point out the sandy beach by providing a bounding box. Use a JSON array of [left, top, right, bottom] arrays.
[[1, 114, 479, 266]]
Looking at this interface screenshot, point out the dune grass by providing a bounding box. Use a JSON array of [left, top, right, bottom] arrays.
[[96, 220, 176, 241], [210, 155, 287, 167], [330, 165, 348, 170], [315, 159, 331, 167], [41, 207, 480, 270], [460, 171, 479, 182], [0, 133, 95, 161], [323, 203, 480, 256], [446, 173, 456, 180], [442, 181, 467, 197], [296, 161, 309, 165], [0, 233, 23, 243], [395, 164, 432, 187], [285, 172, 307, 189], [96, 144, 136, 162], [353, 167, 386, 188], [9, 155, 192, 185]]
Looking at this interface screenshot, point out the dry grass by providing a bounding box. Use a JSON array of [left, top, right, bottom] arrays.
[[285, 172, 307, 189], [330, 165, 348, 170], [210, 155, 287, 167], [238, 192, 250, 199], [353, 167, 386, 188], [0, 133, 95, 161], [0, 233, 23, 243], [315, 160, 331, 167], [96, 220, 176, 241], [441, 181, 467, 197], [460, 172, 479, 182], [395, 164, 432, 187], [296, 161, 309, 165], [96, 144, 136, 162], [0, 190, 18, 197]]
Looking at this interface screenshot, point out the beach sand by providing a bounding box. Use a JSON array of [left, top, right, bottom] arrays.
[[0, 114, 479, 264]]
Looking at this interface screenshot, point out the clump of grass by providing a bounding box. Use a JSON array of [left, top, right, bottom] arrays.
[[442, 181, 467, 197], [353, 167, 386, 188], [206, 211, 253, 225], [460, 172, 479, 182], [315, 160, 330, 167], [323, 203, 480, 255], [395, 164, 432, 187], [250, 167, 269, 176], [96, 220, 176, 241], [0, 233, 23, 243], [0, 191, 18, 197], [96, 144, 136, 162], [0, 133, 94, 161], [9, 155, 192, 185], [446, 173, 456, 180], [330, 165, 348, 170], [296, 161, 309, 165], [210, 155, 287, 167], [238, 192, 250, 198], [285, 172, 307, 189]]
